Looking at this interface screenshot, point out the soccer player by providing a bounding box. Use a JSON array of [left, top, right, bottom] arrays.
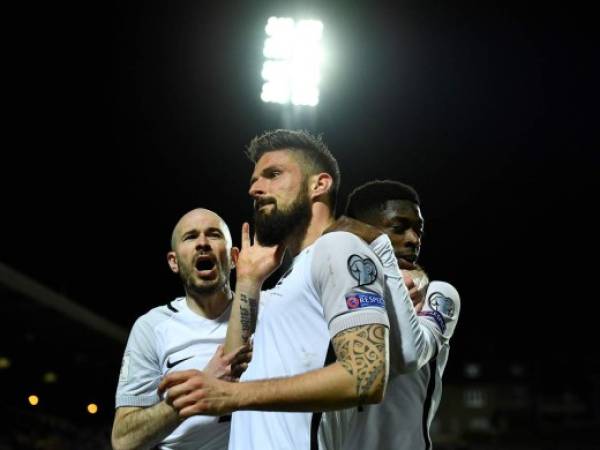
[[341, 180, 461, 450], [159, 130, 391, 450], [111, 208, 243, 450]]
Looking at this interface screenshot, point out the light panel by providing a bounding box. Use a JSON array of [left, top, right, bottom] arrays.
[[261, 17, 323, 106]]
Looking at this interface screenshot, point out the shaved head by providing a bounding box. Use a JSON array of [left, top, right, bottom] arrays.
[[170, 208, 232, 251]]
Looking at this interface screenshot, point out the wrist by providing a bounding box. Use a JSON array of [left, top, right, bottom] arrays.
[[160, 399, 183, 423], [231, 380, 250, 410], [235, 277, 264, 291]]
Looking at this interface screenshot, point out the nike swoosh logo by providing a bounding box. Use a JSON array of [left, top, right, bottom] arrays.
[[166, 355, 193, 369]]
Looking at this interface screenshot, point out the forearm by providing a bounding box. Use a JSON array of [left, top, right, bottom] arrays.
[[111, 401, 179, 450], [235, 362, 374, 412], [369, 234, 436, 371], [224, 279, 261, 353], [233, 324, 389, 412], [385, 275, 437, 371]]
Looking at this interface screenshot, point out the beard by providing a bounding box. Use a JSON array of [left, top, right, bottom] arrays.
[[254, 187, 312, 246], [179, 258, 229, 295], [187, 275, 226, 295]]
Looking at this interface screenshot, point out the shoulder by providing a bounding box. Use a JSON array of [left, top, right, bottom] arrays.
[[313, 231, 374, 261], [131, 297, 183, 334], [315, 230, 367, 247]]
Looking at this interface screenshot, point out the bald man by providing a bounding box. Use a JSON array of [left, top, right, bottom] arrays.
[[112, 208, 241, 450]]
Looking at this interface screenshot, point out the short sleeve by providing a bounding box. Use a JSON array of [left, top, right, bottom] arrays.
[[418, 281, 461, 342], [115, 315, 162, 408], [311, 232, 389, 338]]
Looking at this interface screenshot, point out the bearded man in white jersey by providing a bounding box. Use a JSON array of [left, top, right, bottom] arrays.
[[337, 180, 461, 450], [112, 208, 245, 450], [159, 130, 391, 450]]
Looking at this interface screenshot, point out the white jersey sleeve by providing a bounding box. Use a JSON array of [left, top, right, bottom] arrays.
[[311, 231, 389, 338], [369, 234, 461, 372], [115, 314, 161, 408]]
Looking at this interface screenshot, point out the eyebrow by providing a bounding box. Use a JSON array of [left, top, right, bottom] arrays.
[[249, 165, 280, 187], [180, 229, 197, 240], [180, 227, 224, 240], [389, 215, 424, 227]]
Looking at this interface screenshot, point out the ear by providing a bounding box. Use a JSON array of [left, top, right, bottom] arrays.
[[167, 251, 179, 274], [309, 172, 333, 201], [230, 246, 240, 269]]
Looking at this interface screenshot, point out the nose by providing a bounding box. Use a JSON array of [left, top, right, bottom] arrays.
[[249, 178, 266, 198], [195, 233, 211, 250], [405, 229, 421, 250]]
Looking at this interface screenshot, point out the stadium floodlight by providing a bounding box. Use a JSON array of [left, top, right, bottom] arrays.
[[261, 17, 323, 106]]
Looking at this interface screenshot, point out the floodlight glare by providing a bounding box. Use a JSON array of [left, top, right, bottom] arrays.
[[87, 403, 98, 414], [261, 17, 323, 106]]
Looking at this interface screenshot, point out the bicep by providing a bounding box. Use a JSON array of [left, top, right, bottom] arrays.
[[331, 323, 388, 401], [332, 323, 387, 366]]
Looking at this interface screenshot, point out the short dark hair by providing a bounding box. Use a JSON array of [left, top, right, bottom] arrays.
[[345, 179, 420, 220], [246, 129, 341, 212]]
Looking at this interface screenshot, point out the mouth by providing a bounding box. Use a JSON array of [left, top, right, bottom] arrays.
[[194, 255, 216, 275], [254, 198, 276, 212], [397, 253, 417, 264]]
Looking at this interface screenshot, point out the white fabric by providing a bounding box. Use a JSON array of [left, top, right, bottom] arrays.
[[343, 235, 461, 450], [115, 297, 231, 450], [229, 232, 389, 450]]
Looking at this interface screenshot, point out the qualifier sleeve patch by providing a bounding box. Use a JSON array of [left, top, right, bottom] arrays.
[[345, 292, 385, 310], [347, 254, 378, 286]]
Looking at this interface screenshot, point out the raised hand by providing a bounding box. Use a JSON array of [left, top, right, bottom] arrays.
[[235, 222, 285, 285]]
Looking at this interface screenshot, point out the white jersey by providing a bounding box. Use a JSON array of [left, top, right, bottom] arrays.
[[115, 297, 231, 450], [343, 235, 461, 450], [229, 232, 390, 450]]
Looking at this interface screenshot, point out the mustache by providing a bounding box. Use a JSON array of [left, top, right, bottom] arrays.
[[254, 197, 276, 211]]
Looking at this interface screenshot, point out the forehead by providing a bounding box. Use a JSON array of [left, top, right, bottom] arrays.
[[381, 199, 423, 220], [177, 210, 227, 235], [253, 150, 300, 173]]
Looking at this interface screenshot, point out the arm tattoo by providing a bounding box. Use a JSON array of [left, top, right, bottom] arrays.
[[239, 293, 258, 343], [332, 324, 386, 401]]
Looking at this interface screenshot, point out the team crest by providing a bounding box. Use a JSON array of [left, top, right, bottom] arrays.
[[428, 291, 455, 318], [347, 254, 378, 286]]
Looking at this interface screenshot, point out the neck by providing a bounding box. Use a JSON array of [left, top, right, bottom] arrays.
[[185, 284, 232, 319], [285, 202, 335, 256]]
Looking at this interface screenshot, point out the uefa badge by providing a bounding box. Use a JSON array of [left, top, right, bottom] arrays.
[[347, 255, 378, 286], [428, 292, 455, 318]]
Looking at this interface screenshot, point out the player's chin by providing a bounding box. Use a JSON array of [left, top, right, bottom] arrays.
[[397, 258, 416, 270]]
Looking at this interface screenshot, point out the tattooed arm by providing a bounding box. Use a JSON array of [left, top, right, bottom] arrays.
[[224, 282, 261, 352], [332, 324, 389, 403], [159, 323, 388, 416], [224, 223, 283, 353]]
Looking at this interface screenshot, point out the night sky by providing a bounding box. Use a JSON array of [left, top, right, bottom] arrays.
[[2, 0, 597, 416]]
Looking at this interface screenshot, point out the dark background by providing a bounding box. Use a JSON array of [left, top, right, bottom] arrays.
[[1, 1, 597, 448]]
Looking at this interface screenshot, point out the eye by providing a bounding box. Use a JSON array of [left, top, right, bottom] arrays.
[[265, 168, 281, 178], [391, 223, 407, 233]]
